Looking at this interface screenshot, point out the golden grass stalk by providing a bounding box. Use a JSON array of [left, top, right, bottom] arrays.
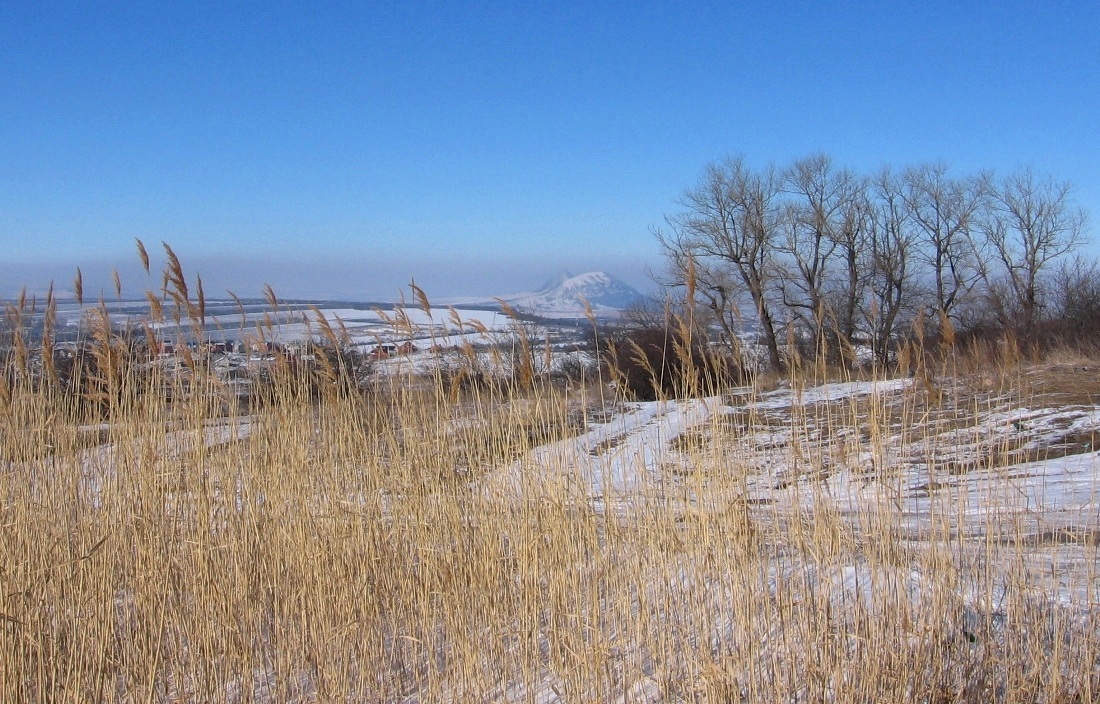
[[1, 256, 1098, 703]]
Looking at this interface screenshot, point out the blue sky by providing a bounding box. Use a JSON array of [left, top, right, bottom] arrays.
[[1, 2, 1097, 300]]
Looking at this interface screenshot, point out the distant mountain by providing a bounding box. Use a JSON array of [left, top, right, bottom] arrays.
[[537, 271, 576, 293], [439, 271, 645, 318], [509, 271, 644, 317]]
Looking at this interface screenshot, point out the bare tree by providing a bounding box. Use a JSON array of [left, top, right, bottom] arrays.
[[777, 155, 865, 360], [620, 292, 672, 331], [658, 156, 1093, 368], [903, 163, 987, 326], [826, 172, 873, 354], [865, 169, 920, 365], [652, 234, 743, 348], [1050, 255, 1100, 342], [657, 157, 785, 370], [978, 168, 1088, 334]]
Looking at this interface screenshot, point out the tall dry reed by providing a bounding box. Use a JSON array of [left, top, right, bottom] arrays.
[[0, 251, 1097, 702]]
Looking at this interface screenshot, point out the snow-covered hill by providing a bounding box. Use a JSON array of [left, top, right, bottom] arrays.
[[444, 271, 645, 319], [509, 271, 644, 316], [440, 272, 642, 319]]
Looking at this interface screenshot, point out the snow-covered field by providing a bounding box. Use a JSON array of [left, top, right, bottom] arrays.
[[466, 371, 1100, 701], [499, 373, 1100, 588], [507, 374, 1099, 528], [145, 305, 516, 344]]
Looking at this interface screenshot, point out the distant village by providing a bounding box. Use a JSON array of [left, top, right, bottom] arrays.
[[150, 336, 419, 360]]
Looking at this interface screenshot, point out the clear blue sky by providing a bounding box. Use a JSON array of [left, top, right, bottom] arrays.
[[1, 2, 1097, 300]]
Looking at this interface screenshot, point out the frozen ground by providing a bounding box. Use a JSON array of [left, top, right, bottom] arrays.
[[473, 371, 1100, 701], [502, 375, 1100, 540], [117, 304, 518, 348]]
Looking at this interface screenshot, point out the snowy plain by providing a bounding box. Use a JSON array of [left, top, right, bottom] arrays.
[[466, 371, 1100, 702]]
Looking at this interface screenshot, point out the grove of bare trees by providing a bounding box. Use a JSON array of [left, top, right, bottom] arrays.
[[655, 155, 1092, 369]]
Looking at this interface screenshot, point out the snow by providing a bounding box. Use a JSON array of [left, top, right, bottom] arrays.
[[750, 378, 912, 409], [484, 373, 1100, 613], [130, 305, 517, 344], [491, 379, 916, 501], [442, 271, 643, 318], [464, 373, 1100, 702], [529, 396, 720, 495]]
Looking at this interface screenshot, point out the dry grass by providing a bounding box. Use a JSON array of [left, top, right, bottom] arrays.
[[2, 263, 1099, 702]]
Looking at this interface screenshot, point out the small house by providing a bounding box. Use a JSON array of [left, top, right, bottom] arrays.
[[370, 343, 398, 360]]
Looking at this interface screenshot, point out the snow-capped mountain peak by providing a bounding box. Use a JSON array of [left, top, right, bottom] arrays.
[[512, 271, 643, 316], [538, 271, 575, 293], [439, 271, 645, 319]]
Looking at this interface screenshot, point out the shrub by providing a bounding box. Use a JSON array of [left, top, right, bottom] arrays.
[[603, 324, 745, 400]]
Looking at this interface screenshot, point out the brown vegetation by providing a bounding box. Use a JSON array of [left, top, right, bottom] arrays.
[[1, 248, 1099, 702]]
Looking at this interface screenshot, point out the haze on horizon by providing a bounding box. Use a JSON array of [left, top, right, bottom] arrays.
[[1, 3, 1097, 302]]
